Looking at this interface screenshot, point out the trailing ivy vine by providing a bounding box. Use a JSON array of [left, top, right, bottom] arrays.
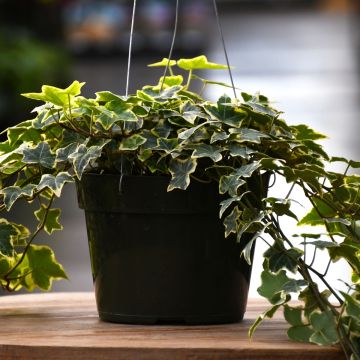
[[0, 55, 359, 359]]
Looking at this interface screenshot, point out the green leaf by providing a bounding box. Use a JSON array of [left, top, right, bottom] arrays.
[[230, 128, 270, 144], [292, 124, 327, 140], [219, 192, 250, 218], [55, 142, 81, 163], [69, 143, 108, 179], [328, 239, 360, 276], [106, 101, 138, 122], [249, 304, 282, 338], [148, 58, 177, 67], [264, 243, 302, 273], [22, 142, 55, 168], [258, 268, 293, 304], [1, 184, 36, 210], [22, 244, 67, 291], [223, 206, 241, 237], [34, 206, 63, 235], [0, 256, 12, 277], [235, 161, 261, 178], [309, 310, 338, 345], [219, 174, 246, 197], [0, 220, 17, 256], [7, 127, 42, 146], [168, 158, 197, 191], [228, 144, 256, 160], [22, 81, 85, 106], [299, 286, 331, 317], [180, 101, 206, 124], [178, 123, 206, 141], [95, 91, 125, 103], [266, 197, 298, 220], [340, 292, 360, 320], [287, 325, 314, 343], [156, 138, 178, 154], [242, 232, 258, 264], [37, 172, 74, 197], [158, 75, 183, 87], [177, 55, 230, 70], [298, 197, 337, 226], [119, 134, 147, 151], [284, 305, 304, 326], [210, 131, 229, 144], [191, 144, 222, 162], [302, 240, 339, 249], [160, 85, 183, 99]]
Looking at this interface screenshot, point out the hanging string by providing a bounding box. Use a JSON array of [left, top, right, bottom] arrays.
[[160, 0, 180, 92], [212, 0, 237, 100], [125, 0, 137, 97]]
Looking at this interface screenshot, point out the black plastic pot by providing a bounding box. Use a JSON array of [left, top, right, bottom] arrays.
[[77, 174, 257, 325]]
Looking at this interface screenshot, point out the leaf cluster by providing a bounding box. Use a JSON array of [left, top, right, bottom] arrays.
[[0, 55, 359, 359]]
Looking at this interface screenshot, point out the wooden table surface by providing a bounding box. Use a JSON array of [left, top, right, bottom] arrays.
[[0, 293, 342, 360]]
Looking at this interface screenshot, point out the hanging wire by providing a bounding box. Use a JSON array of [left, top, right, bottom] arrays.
[[212, 0, 237, 100], [160, 0, 180, 92], [120, 0, 137, 193], [125, 0, 137, 97]]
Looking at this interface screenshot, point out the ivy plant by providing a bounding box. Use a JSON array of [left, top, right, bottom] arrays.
[[0, 55, 359, 360]]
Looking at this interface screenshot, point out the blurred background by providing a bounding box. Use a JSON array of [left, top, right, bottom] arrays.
[[0, 0, 359, 297]]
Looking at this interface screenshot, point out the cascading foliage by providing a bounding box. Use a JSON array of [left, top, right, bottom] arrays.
[[0, 55, 359, 359]]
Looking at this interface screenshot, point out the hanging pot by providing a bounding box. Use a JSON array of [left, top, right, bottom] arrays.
[[76, 173, 258, 324]]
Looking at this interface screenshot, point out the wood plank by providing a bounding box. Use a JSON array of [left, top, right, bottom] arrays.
[[0, 293, 343, 360]]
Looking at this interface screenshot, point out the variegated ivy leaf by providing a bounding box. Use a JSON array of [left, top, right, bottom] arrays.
[[160, 85, 183, 99], [22, 244, 68, 291], [235, 161, 261, 178], [219, 174, 246, 197], [177, 55, 229, 70], [22, 142, 55, 169], [158, 75, 183, 87], [223, 206, 242, 238], [237, 210, 268, 242], [264, 242, 303, 273], [119, 134, 147, 151], [55, 142, 81, 163], [210, 131, 229, 144], [219, 192, 250, 218], [22, 81, 85, 107], [180, 101, 208, 124], [148, 58, 177, 67], [32, 109, 60, 130], [0, 220, 17, 256], [106, 101, 138, 122], [37, 172, 74, 197], [191, 144, 222, 162], [257, 268, 293, 305], [141, 130, 158, 150], [168, 158, 197, 191], [34, 205, 63, 235], [178, 123, 206, 141], [309, 310, 338, 345], [96, 105, 138, 130], [1, 184, 36, 210], [249, 303, 282, 339], [7, 127, 42, 146], [228, 144, 256, 160], [69, 143, 109, 179], [230, 128, 270, 144], [156, 138, 178, 154]]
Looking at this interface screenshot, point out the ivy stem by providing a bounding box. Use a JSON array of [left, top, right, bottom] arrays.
[[3, 195, 55, 290]]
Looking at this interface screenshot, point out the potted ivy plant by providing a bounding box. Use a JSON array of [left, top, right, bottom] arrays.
[[0, 55, 359, 359]]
